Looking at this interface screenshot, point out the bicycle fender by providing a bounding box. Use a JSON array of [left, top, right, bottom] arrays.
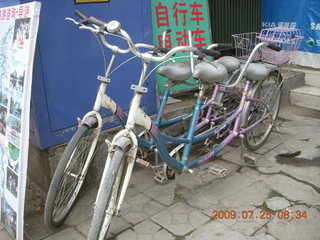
[[82, 116, 98, 128], [113, 137, 132, 150]]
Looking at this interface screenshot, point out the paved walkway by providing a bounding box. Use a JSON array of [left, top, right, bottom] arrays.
[[1, 108, 320, 240]]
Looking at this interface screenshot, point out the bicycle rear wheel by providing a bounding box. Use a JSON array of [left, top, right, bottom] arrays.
[[241, 70, 283, 150], [44, 122, 99, 228], [87, 139, 130, 240]]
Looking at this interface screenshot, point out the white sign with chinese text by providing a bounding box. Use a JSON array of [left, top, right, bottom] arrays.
[[0, 2, 41, 239]]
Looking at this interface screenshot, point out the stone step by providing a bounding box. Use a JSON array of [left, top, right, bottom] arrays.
[[304, 70, 320, 88], [282, 66, 320, 88], [290, 85, 320, 111]]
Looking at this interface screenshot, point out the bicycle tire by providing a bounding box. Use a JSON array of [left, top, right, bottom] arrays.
[[241, 70, 283, 150], [44, 123, 99, 228], [87, 145, 127, 240]]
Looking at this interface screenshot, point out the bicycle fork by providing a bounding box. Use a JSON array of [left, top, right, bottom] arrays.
[[95, 61, 152, 215], [99, 128, 138, 215]]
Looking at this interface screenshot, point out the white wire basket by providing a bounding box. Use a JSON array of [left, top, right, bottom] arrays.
[[232, 28, 303, 64], [232, 32, 261, 60], [257, 27, 303, 64]]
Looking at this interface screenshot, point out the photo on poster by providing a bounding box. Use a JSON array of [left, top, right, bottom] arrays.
[[7, 115, 21, 147], [0, 196, 17, 238], [0, 105, 8, 136], [6, 166, 18, 198], [0, 87, 9, 107], [9, 91, 22, 119], [0, 144, 9, 197], [8, 143, 19, 173], [10, 62, 25, 93], [0, 22, 14, 89], [12, 18, 30, 50]]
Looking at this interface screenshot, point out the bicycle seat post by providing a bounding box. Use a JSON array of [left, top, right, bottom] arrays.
[[181, 83, 207, 165]]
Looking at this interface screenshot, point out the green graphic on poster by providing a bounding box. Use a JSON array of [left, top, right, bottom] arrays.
[[151, 0, 211, 93]]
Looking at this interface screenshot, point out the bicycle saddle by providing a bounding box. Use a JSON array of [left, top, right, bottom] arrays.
[[157, 62, 192, 82], [244, 63, 270, 81], [216, 56, 240, 72], [192, 61, 228, 85]]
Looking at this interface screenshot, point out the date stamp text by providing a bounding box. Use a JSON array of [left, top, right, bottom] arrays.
[[211, 210, 308, 220]]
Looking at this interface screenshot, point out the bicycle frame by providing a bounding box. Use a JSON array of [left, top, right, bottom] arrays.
[[102, 60, 276, 216], [133, 76, 274, 169], [71, 14, 289, 238], [81, 51, 193, 151], [82, 49, 240, 154], [75, 22, 243, 160]]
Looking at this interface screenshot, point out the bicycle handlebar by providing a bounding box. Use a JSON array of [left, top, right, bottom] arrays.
[[72, 10, 136, 54], [267, 44, 281, 52], [70, 10, 222, 63], [162, 29, 171, 48], [195, 47, 221, 59], [207, 43, 233, 49], [75, 10, 88, 21], [153, 46, 171, 54], [221, 42, 280, 88], [74, 10, 111, 32], [152, 46, 221, 60]]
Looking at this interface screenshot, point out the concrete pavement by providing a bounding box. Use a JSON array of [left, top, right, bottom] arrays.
[[1, 107, 320, 240]]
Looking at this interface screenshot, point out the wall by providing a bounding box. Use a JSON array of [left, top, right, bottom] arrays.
[[15, 0, 157, 149], [262, 0, 320, 68]]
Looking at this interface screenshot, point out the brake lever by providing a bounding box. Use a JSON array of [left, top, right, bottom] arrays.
[[65, 17, 79, 25], [79, 25, 99, 33]]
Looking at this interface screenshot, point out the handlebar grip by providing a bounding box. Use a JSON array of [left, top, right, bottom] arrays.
[[153, 46, 171, 54], [88, 16, 107, 28], [217, 43, 233, 48], [267, 44, 281, 52], [197, 47, 221, 58], [75, 10, 88, 20]]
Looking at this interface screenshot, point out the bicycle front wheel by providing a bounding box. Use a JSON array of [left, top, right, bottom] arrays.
[[87, 141, 129, 240], [242, 70, 283, 150], [44, 122, 99, 228]]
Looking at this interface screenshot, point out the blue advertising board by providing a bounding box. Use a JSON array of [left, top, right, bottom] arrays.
[[262, 0, 320, 67]]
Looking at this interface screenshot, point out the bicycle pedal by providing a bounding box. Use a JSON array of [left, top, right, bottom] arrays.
[[136, 158, 153, 169], [154, 172, 168, 184], [209, 165, 227, 177], [242, 154, 256, 166]]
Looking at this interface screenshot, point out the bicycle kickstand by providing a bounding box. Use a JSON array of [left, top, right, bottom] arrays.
[[272, 123, 301, 158]]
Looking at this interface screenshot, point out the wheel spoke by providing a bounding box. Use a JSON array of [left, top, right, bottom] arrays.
[[46, 126, 98, 225], [53, 176, 79, 218], [243, 71, 282, 150], [67, 133, 95, 174]]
